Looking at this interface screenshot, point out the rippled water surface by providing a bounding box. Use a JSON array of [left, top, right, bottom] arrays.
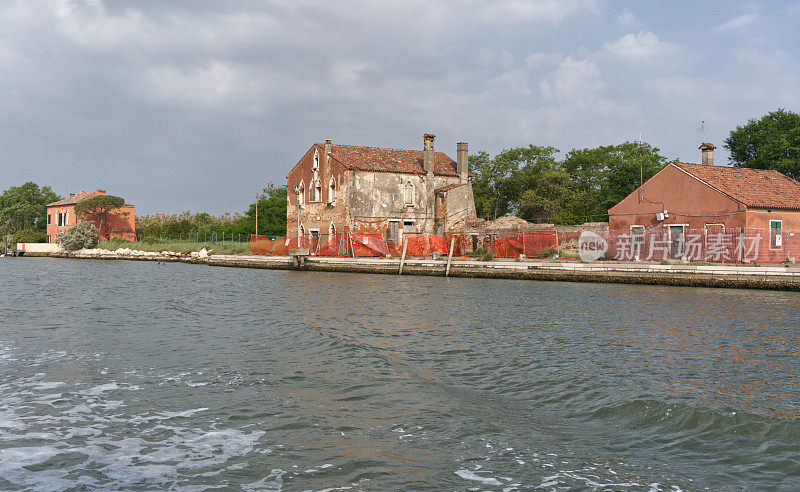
[[2, 257, 800, 490]]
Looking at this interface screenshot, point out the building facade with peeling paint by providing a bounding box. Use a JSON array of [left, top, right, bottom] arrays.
[[286, 134, 477, 240]]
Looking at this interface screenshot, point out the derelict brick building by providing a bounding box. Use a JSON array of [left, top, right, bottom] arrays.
[[286, 134, 476, 241]]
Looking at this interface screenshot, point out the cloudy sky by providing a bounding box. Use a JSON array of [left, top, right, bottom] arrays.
[[2, 0, 799, 214]]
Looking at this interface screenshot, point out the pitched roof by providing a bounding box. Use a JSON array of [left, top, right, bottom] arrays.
[[47, 190, 103, 207], [322, 143, 461, 177], [672, 162, 800, 210], [47, 191, 134, 208]]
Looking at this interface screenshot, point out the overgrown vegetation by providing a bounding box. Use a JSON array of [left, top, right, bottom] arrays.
[[136, 183, 287, 239], [725, 108, 800, 180], [470, 141, 668, 224], [536, 247, 557, 259], [56, 222, 99, 251], [0, 182, 61, 246]]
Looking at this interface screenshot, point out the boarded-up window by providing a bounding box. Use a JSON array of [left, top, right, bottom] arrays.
[[403, 182, 414, 205], [388, 221, 400, 241]]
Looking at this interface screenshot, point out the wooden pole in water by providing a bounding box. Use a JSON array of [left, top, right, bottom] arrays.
[[398, 238, 408, 275], [445, 236, 455, 277]]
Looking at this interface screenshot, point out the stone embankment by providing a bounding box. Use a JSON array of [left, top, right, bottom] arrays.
[[22, 248, 800, 291]]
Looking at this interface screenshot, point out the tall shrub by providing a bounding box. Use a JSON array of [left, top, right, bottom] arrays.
[[56, 222, 99, 251]]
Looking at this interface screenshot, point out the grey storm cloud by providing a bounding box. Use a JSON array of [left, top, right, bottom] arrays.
[[2, 0, 799, 214]]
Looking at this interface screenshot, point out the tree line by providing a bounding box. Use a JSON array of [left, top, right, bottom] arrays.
[[135, 184, 287, 239]]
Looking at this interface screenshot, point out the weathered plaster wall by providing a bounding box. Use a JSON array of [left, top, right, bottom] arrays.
[[346, 172, 463, 235], [440, 184, 477, 233]]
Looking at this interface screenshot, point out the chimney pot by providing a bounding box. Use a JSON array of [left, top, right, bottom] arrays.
[[423, 133, 435, 174], [457, 142, 469, 183], [699, 142, 716, 166]]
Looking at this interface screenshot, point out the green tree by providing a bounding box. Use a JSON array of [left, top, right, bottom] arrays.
[[562, 142, 666, 223], [470, 146, 560, 219], [0, 182, 61, 235], [245, 183, 288, 236], [517, 169, 571, 223], [724, 109, 800, 180], [56, 221, 99, 251], [12, 228, 46, 247], [74, 195, 126, 239]]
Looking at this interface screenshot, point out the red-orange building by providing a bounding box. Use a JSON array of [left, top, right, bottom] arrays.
[[46, 189, 136, 243], [608, 143, 800, 261]]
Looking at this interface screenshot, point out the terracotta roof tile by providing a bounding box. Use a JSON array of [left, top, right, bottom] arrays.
[[324, 143, 460, 177], [672, 162, 800, 210], [47, 190, 103, 207]]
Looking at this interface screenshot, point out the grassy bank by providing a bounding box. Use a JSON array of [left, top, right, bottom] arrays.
[[100, 238, 251, 255]]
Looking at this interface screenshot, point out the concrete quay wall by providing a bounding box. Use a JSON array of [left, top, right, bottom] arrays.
[[21, 250, 800, 291]]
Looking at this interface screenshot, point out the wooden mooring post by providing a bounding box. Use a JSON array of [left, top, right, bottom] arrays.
[[445, 236, 455, 277], [398, 238, 408, 275]]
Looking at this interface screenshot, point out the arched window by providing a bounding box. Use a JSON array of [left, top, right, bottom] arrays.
[[300, 224, 305, 237], [403, 181, 414, 205], [329, 223, 336, 236], [312, 180, 322, 202], [329, 177, 337, 203], [313, 150, 319, 170]]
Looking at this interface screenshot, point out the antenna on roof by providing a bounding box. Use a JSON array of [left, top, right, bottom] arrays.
[[701, 120, 706, 138]]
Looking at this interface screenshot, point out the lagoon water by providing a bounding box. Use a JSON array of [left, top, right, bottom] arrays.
[[1, 257, 799, 490]]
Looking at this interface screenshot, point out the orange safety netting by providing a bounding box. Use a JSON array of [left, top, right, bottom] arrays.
[[444, 233, 467, 256], [269, 236, 310, 256], [522, 231, 558, 257], [316, 234, 347, 256], [492, 235, 524, 258], [403, 234, 449, 257], [350, 234, 389, 256], [249, 235, 274, 255]]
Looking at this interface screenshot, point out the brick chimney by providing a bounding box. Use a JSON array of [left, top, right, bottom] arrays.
[[699, 143, 716, 166], [457, 142, 468, 183], [325, 138, 332, 155], [423, 133, 435, 176]]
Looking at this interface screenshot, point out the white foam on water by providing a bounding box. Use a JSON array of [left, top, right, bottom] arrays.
[[30, 381, 66, 390], [241, 469, 286, 491], [455, 469, 503, 486]]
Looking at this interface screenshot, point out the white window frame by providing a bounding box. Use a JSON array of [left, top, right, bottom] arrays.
[[298, 181, 305, 207], [311, 180, 322, 203], [770, 219, 783, 250], [668, 224, 688, 259], [630, 225, 644, 251], [328, 177, 337, 204]]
